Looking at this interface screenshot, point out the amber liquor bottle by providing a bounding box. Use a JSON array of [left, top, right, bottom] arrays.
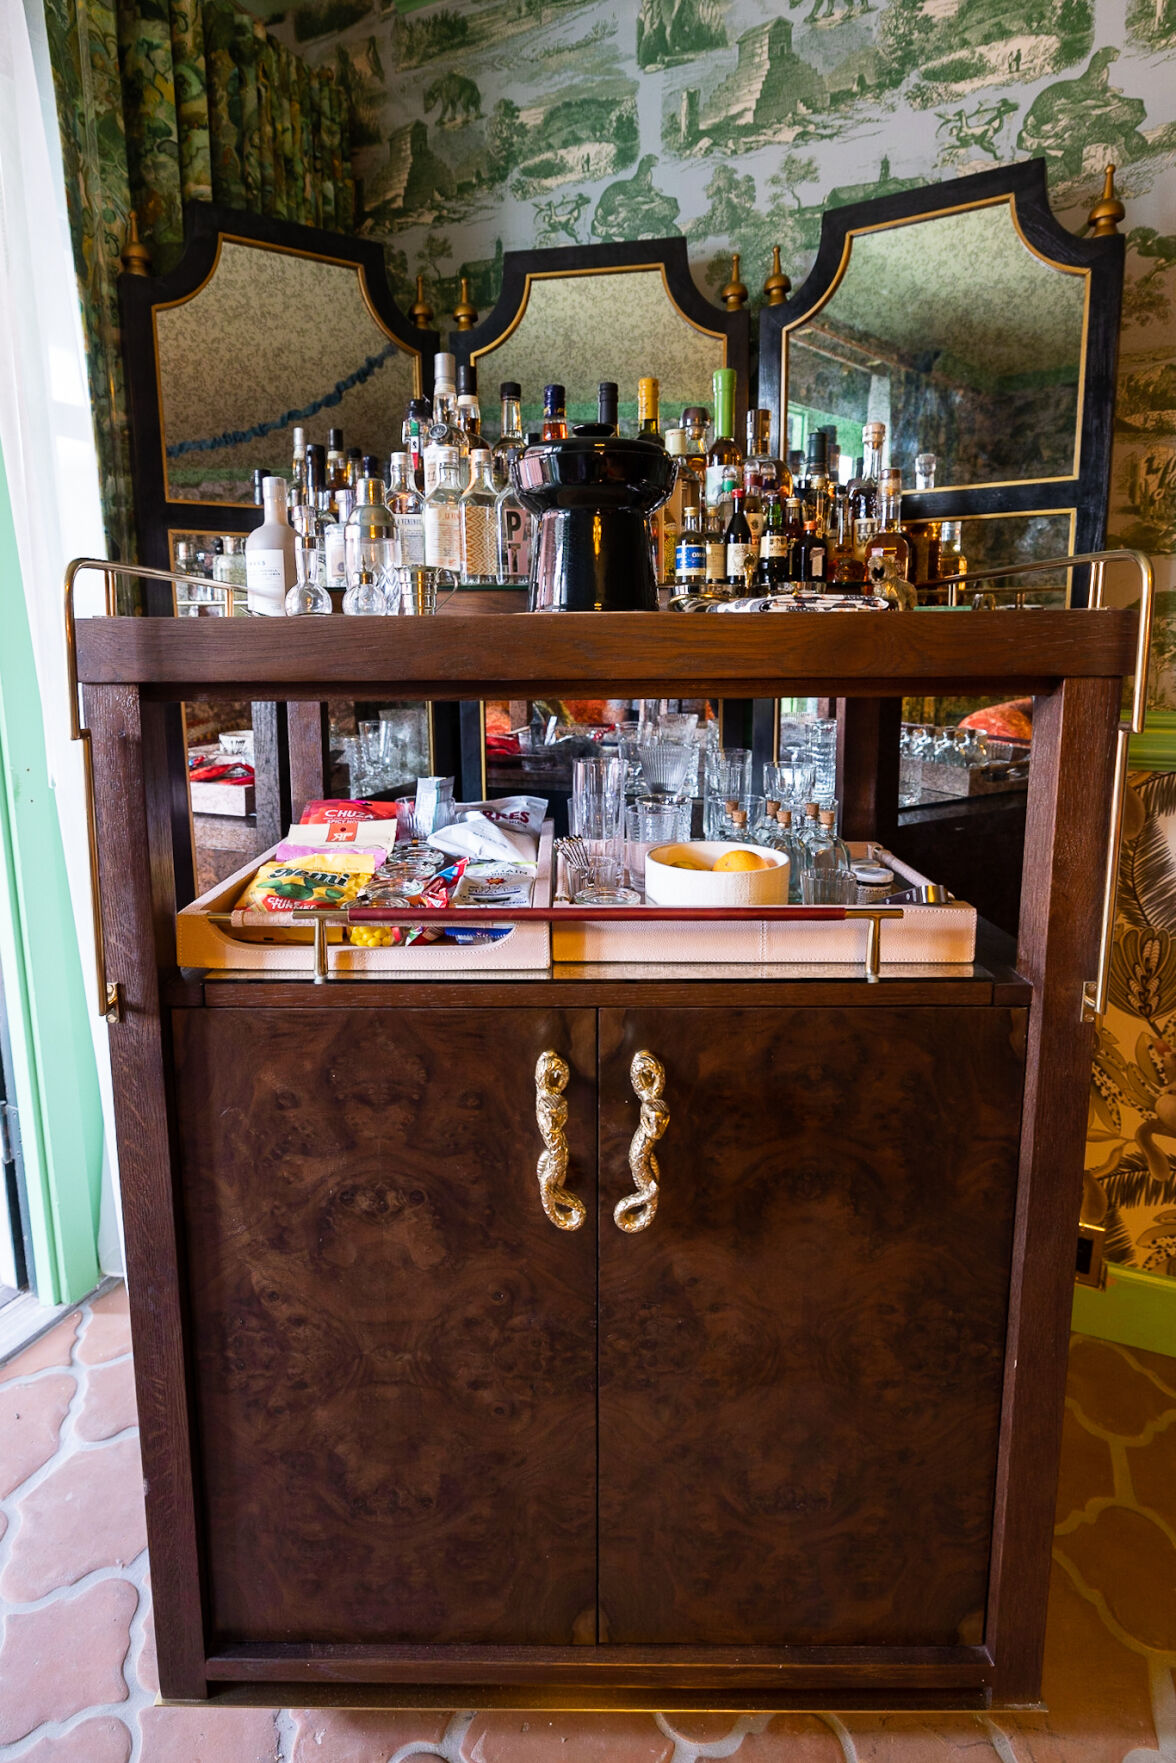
[[542, 384, 568, 441], [864, 469, 913, 588]]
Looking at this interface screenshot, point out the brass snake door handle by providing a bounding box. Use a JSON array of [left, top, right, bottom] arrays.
[[614, 1051, 670, 1233], [534, 1051, 586, 1231]]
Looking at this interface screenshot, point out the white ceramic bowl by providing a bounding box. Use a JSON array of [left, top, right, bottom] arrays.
[[643, 841, 789, 907]]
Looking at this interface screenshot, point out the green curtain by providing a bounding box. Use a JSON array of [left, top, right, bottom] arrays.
[[41, 0, 355, 560]]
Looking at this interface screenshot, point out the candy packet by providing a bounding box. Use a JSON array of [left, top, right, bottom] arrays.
[[237, 849, 378, 913]]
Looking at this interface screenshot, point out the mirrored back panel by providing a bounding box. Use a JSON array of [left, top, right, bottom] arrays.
[[454, 238, 750, 439], [760, 159, 1123, 601]]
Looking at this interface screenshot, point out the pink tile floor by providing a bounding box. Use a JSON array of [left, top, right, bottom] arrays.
[[0, 1285, 1173, 1762]]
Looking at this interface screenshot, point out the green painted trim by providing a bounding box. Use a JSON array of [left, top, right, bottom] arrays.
[[0, 441, 103, 1302], [1072, 1263, 1176, 1359], [1129, 712, 1176, 771]]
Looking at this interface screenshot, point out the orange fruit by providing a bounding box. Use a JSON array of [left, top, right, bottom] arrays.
[[666, 854, 710, 870], [713, 849, 772, 873]]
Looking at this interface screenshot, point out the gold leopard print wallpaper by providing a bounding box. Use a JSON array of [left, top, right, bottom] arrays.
[[230, 0, 1176, 1276]]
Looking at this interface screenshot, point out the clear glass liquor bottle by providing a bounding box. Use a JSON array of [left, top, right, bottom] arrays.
[[345, 475, 397, 591], [343, 565, 387, 616], [326, 428, 347, 494], [457, 361, 482, 448], [496, 477, 533, 585], [285, 534, 332, 615], [423, 447, 465, 573], [460, 448, 499, 584], [680, 406, 709, 486], [851, 421, 885, 558], [492, 381, 526, 489], [424, 352, 468, 495], [761, 807, 807, 902], [807, 809, 850, 875], [387, 452, 425, 568], [290, 425, 307, 505], [864, 468, 913, 590], [674, 477, 706, 588], [323, 488, 353, 594]]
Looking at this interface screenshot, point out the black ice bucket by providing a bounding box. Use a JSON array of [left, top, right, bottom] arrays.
[[512, 435, 676, 613]]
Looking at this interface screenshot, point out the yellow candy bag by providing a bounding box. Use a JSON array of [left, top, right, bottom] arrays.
[[238, 850, 376, 913]]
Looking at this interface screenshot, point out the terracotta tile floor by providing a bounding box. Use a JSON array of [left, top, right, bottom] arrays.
[[0, 1289, 1174, 1763]]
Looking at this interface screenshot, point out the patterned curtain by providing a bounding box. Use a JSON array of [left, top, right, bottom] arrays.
[[40, 0, 354, 561]]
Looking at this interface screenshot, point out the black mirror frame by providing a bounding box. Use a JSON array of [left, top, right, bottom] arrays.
[[120, 202, 440, 614], [450, 236, 751, 439], [758, 157, 1124, 605]]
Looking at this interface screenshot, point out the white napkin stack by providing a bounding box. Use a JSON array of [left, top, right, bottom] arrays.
[[428, 813, 538, 865]]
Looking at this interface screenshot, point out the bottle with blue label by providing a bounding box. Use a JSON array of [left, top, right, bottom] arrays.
[[674, 478, 706, 588]]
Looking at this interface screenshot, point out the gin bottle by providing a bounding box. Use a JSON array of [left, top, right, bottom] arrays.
[[496, 479, 533, 585], [424, 447, 465, 573], [424, 352, 469, 495], [807, 809, 850, 876], [460, 448, 499, 584], [492, 381, 527, 490], [387, 452, 425, 568]]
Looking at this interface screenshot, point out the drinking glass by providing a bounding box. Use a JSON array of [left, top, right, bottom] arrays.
[[574, 858, 639, 906], [705, 793, 766, 842], [706, 749, 753, 803], [800, 867, 856, 905], [764, 753, 816, 813], [638, 739, 696, 802], [570, 756, 625, 864], [655, 711, 699, 742], [806, 718, 838, 803]]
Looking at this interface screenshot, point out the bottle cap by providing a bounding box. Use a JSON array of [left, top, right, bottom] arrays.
[[362, 454, 380, 475], [806, 429, 827, 466], [666, 429, 687, 456], [682, 406, 709, 426], [435, 445, 460, 462], [500, 380, 521, 399], [470, 446, 491, 461], [409, 396, 432, 419], [543, 383, 566, 410], [434, 351, 456, 386], [348, 447, 363, 462], [863, 420, 886, 447], [292, 426, 306, 448], [262, 474, 285, 495], [390, 451, 410, 467], [457, 362, 477, 395], [328, 428, 343, 450]]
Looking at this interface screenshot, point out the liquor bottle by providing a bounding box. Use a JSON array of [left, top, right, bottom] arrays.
[[457, 362, 482, 445], [762, 808, 806, 901], [212, 535, 248, 617], [302, 443, 328, 529], [345, 473, 397, 588], [674, 477, 706, 588], [598, 381, 619, 433], [724, 486, 755, 587], [851, 421, 885, 558], [460, 448, 499, 584], [285, 533, 332, 616], [424, 353, 468, 495], [704, 494, 727, 587], [705, 368, 741, 506], [290, 426, 307, 504], [541, 383, 568, 442], [245, 475, 297, 615], [492, 381, 527, 489], [780, 496, 805, 583], [496, 476, 533, 585], [361, 453, 382, 485], [796, 518, 827, 586], [744, 408, 778, 519], [909, 451, 941, 589], [820, 425, 841, 486], [387, 452, 425, 569], [864, 468, 913, 588], [327, 428, 347, 493], [342, 565, 387, 616], [323, 490, 351, 593], [252, 468, 268, 507], [802, 428, 829, 532], [403, 396, 432, 489], [680, 407, 709, 484], [346, 447, 364, 489], [828, 487, 867, 589], [915, 451, 937, 491], [756, 489, 791, 590], [939, 520, 967, 594], [423, 446, 465, 572], [637, 376, 663, 445], [799, 800, 822, 852]]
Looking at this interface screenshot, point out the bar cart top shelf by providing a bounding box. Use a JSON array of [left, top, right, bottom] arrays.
[[74, 608, 1139, 698]]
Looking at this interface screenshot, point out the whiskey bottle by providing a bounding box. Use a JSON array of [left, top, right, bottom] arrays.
[[387, 453, 426, 569], [346, 448, 364, 489], [756, 489, 791, 590], [460, 448, 499, 584], [724, 486, 755, 585], [326, 428, 347, 494], [245, 475, 298, 615], [705, 368, 741, 506], [423, 446, 465, 572], [851, 421, 885, 558], [828, 487, 867, 589], [541, 383, 568, 442], [801, 429, 829, 533], [796, 518, 827, 586], [637, 377, 663, 445], [424, 353, 469, 495], [457, 362, 482, 445], [865, 469, 914, 593], [680, 406, 709, 485], [598, 381, 619, 433], [491, 381, 527, 489]]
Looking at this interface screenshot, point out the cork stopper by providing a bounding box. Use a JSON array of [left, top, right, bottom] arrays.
[[804, 801, 819, 819], [725, 797, 739, 814], [819, 809, 835, 827], [765, 798, 781, 818], [777, 808, 792, 827], [731, 808, 748, 828]]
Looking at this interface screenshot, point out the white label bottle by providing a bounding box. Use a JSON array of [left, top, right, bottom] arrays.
[[423, 446, 465, 572], [245, 475, 297, 615]]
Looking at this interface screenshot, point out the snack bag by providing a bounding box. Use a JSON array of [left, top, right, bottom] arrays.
[[238, 850, 376, 913], [299, 799, 402, 824]]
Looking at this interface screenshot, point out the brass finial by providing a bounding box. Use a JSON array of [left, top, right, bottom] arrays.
[[763, 245, 791, 306], [410, 272, 433, 329], [452, 275, 477, 330], [1088, 165, 1125, 237], [121, 212, 151, 277], [720, 251, 748, 310]]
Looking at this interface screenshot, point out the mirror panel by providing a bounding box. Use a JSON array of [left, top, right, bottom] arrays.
[[156, 239, 421, 504], [472, 268, 727, 434], [784, 201, 1088, 489]]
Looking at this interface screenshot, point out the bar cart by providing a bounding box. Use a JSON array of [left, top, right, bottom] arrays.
[[69, 557, 1149, 1712]]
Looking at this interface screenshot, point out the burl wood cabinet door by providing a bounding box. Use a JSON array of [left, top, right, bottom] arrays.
[[597, 1005, 1025, 1648], [172, 1006, 597, 1648]]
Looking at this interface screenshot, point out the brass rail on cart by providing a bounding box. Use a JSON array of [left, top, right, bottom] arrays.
[[64, 549, 1154, 1024]]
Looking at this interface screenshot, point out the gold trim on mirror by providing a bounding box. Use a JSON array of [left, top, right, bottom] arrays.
[[471, 262, 729, 365], [779, 194, 1091, 490], [153, 233, 426, 508]]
